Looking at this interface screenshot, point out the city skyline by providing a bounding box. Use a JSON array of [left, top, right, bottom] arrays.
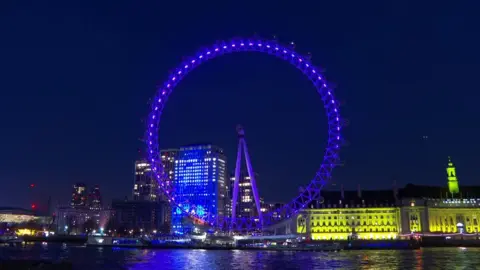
[[1, 133, 473, 212], [1, 1, 479, 210], [11, 154, 470, 211]]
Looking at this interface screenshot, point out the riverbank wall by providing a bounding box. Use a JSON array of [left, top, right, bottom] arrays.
[[20, 236, 480, 249]]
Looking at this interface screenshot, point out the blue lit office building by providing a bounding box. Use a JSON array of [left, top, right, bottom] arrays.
[[172, 145, 228, 234]]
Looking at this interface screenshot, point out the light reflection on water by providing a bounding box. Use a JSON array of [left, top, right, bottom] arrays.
[[1, 243, 480, 270]]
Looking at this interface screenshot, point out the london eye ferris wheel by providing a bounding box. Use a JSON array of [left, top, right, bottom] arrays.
[[146, 37, 342, 232]]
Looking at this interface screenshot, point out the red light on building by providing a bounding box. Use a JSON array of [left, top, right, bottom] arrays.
[[31, 204, 37, 209], [30, 184, 35, 188]]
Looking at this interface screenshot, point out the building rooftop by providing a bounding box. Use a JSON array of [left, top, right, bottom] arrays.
[[308, 188, 397, 208], [399, 183, 480, 199], [0, 207, 34, 215]]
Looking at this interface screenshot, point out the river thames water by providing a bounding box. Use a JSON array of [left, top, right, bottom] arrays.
[[1, 243, 479, 269]]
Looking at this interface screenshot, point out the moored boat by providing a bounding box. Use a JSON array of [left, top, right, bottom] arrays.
[[297, 241, 344, 251], [0, 235, 23, 244], [86, 236, 147, 247]]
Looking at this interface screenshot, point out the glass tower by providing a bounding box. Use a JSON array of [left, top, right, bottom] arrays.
[[172, 144, 228, 234]]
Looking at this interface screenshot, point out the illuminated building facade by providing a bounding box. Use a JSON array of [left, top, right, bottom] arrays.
[[399, 197, 480, 235], [297, 189, 401, 240], [292, 157, 480, 240], [426, 199, 480, 234], [398, 157, 480, 236], [133, 160, 158, 202], [71, 183, 87, 207], [447, 156, 459, 194], [0, 207, 37, 224], [172, 144, 228, 234]]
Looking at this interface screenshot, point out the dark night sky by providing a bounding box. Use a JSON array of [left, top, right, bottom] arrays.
[[1, 1, 479, 210]]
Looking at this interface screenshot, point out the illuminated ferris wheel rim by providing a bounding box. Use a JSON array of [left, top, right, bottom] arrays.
[[146, 37, 342, 229]]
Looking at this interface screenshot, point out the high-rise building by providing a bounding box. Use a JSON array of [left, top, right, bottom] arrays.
[[71, 183, 87, 207], [133, 155, 175, 232], [89, 185, 102, 210], [229, 171, 259, 218], [159, 149, 178, 228], [172, 144, 228, 234], [160, 149, 178, 200], [111, 199, 168, 233], [133, 160, 158, 202]]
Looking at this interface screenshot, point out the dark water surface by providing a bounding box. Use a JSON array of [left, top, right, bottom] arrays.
[[1, 243, 479, 269]]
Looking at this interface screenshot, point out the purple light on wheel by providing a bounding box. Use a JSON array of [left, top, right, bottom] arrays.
[[146, 37, 342, 231]]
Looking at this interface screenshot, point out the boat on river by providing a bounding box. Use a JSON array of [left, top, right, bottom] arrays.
[[86, 236, 147, 248], [299, 241, 344, 251], [0, 235, 23, 244]]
